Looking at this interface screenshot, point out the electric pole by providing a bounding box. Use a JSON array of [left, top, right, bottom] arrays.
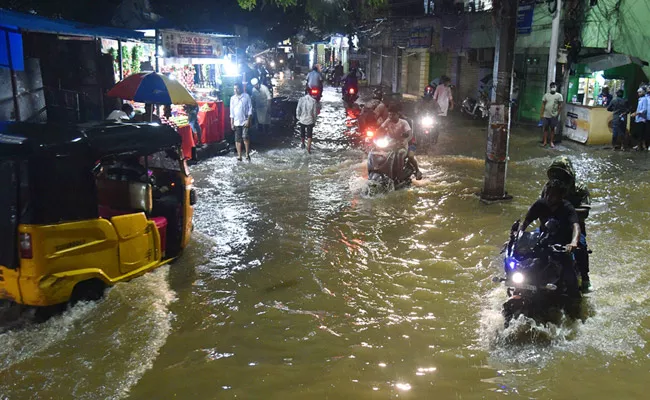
[[547, 0, 562, 87], [480, 0, 518, 202]]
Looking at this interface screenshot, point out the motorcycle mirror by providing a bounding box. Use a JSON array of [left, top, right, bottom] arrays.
[[492, 276, 505, 283]]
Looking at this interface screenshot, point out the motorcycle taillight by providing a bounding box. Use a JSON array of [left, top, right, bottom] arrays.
[[349, 88, 355, 94], [19, 232, 33, 259]]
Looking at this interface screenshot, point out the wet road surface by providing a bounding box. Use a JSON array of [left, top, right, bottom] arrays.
[[1, 74, 649, 399]]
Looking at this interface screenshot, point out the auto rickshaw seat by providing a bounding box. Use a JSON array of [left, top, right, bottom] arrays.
[[96, 179, 153, 216]]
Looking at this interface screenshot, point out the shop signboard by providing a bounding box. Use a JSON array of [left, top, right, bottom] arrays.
[[162, 30, 223, 58], [517, 0, 536, 35], [564, 104, 590, 143], [408, 28, 432, 48]]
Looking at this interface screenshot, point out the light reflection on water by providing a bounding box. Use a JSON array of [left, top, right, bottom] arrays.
[[1, 79, 649, 399]]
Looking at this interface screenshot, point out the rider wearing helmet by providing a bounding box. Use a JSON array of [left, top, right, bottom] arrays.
[[540, 156, 592, 292]]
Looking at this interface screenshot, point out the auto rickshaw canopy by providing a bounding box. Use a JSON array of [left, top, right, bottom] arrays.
[[0, 122, 182, 160]]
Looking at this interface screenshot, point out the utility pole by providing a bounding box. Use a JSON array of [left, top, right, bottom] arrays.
[[547, 0, 562, 87], [480, 0, 518, 202]]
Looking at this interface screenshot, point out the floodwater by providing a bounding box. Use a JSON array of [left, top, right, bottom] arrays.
[[1, 75, 649, 399]]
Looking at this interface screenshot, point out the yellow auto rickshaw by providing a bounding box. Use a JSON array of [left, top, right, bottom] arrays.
[[0, 122, 195, 306]]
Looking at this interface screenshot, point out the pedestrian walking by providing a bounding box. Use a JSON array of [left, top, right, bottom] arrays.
[[540, 82, 563, 148], [251, 78, 273, 135], [630, 87, 648, 151], [296, 87, 320, 153], [433, 76, 454, 117], [607, 89, 629, 150], [230, 83, 253, 161]]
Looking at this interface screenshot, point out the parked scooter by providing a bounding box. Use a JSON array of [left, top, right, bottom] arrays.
[[461, 91, 489, 119]]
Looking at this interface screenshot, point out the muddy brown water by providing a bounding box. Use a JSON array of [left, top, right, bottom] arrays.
[[1, 78, 649, 399]]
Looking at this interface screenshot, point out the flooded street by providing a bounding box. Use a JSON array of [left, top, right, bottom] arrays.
[[2, 76, 650, 399]]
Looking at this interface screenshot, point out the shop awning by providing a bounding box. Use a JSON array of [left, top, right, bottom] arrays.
[[581, 53, 649, 72], [0, 9, 144, 41]]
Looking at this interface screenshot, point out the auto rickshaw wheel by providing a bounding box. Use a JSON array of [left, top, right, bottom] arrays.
[[70, 279, 106, 304]]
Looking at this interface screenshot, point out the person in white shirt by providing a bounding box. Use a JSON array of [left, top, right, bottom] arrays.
[[296, 88, 320, 153], [379, 104, 423, 180], [230, 83, 253, 161], [251, 78, 273, 135], [306, 65, 323, 91], [107, 103, 134, 121], [433, 76, 454, 117]]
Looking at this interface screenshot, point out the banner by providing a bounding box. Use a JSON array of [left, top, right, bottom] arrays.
[[564, 104, 590, 143], [161, 30, 223, 58]]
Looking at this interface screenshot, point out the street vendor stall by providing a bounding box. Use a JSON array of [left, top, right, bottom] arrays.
[[155, 29, 239, 159], [564, 54, 646, 145]]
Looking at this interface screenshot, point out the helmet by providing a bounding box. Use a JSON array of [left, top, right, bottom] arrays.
[[424, 85, 434, 98], [373, 88, 383, 100]]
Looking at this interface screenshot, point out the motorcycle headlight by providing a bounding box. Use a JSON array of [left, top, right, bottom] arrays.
[[375, 137, 390, 148], [366, 130, 375, 138], [512, 272, 525, 284], [420, 116, 434, 127]]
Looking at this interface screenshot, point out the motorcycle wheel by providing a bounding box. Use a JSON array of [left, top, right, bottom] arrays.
[[502, 297, 525, 329]]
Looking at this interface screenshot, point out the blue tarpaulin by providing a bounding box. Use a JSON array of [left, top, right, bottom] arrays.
[[0, 28, 24, 71], [0, 9, 144, 41]]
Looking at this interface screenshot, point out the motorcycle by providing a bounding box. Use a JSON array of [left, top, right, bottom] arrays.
[[270, 95, 298, 127], [307, 86, 322, 102], [367, 136, 415, 190], [461, 92, 489, 119], [342, 85, 359, 105], [494, 220, 581, 327], [414, 112, 439, 150]]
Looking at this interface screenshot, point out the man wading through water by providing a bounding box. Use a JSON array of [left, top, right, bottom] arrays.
[[230, 83, 253, 162]]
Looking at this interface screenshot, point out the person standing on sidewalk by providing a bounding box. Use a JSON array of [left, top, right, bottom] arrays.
[[607, 89, 629, 150], [631, 87, 648, 151], [296, 87, 319, 153], [540, 82, 563, 148], [230, 83, 253, 162]]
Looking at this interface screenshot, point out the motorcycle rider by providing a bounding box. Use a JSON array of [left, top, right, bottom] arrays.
[[517, 179, 580, 299], [519, 179, 581, 298], [379, 104, 423, 180], [306, 65, 324, 95], [361, 89, 388, 130], [540, 156, 592, 292], [343, 68, 360, 93]]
